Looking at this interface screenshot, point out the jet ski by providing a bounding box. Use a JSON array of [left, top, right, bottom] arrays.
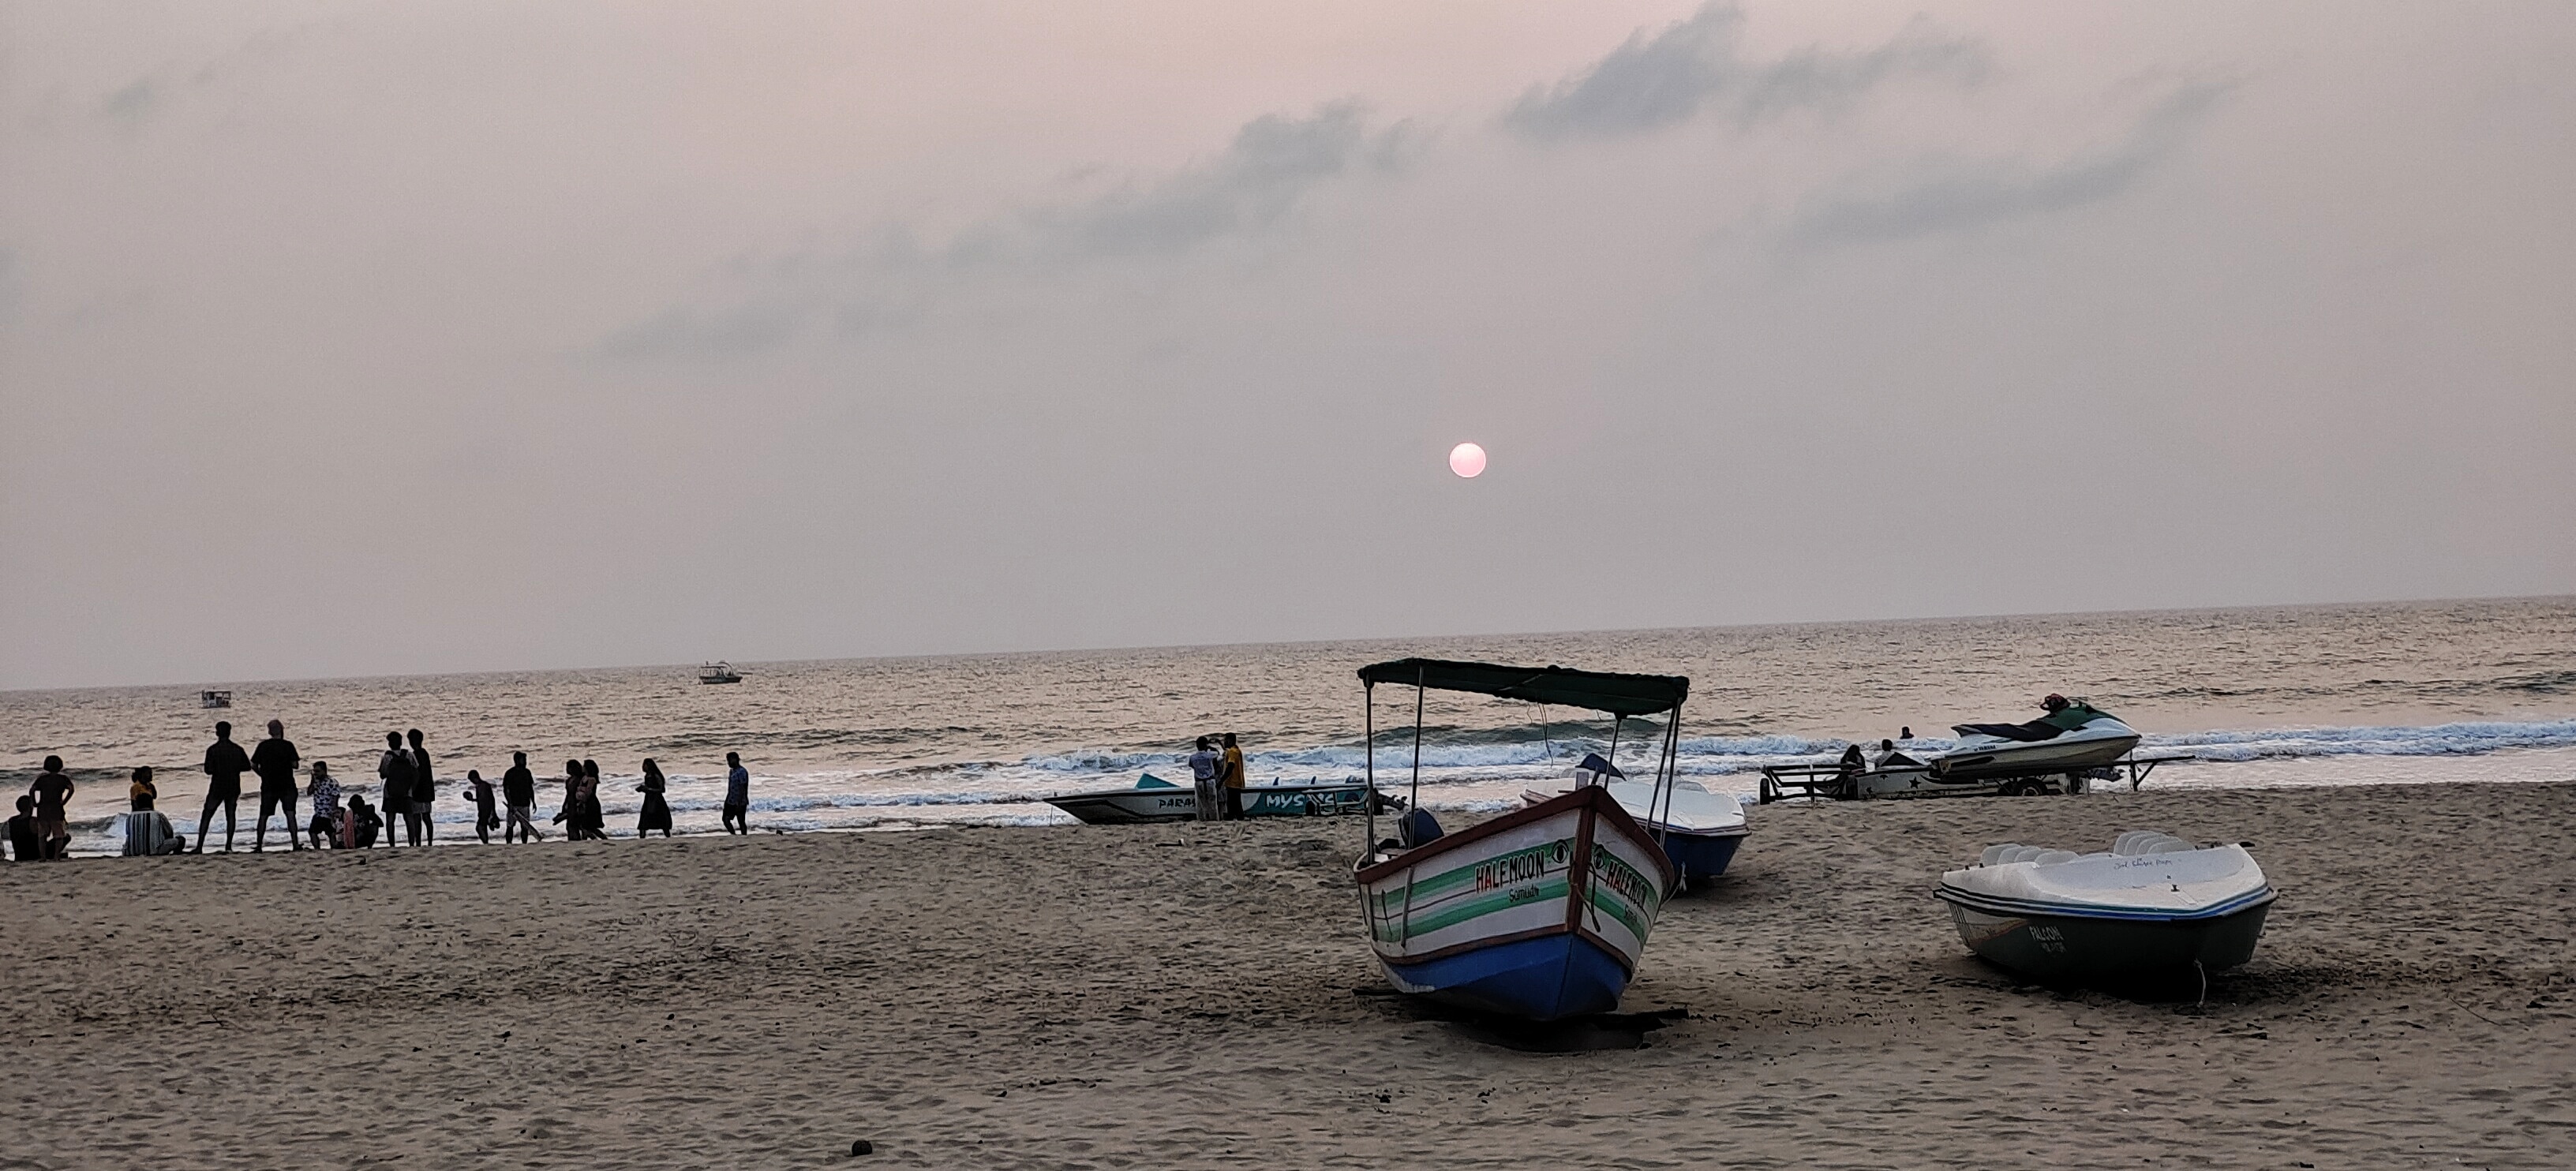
[[1935, 831, 2275, 982], [1922, 694, 2141, 780]]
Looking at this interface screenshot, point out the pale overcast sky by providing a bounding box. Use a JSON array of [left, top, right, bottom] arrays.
[[4, 2, 2571, 689]]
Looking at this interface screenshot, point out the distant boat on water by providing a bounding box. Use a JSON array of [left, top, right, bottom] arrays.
[[698, 662, 743, 684], [200, 690, 232, 709]]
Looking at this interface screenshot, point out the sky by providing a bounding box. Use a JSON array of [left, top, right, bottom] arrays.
[[3, 2, 2572, 690]]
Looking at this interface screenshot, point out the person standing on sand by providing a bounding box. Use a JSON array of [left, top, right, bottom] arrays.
[[376, 732, 414, 847], [1187, 737, 1222, 822], [465, 770, 499, 844], [579, 759, 608, 840], [252, 720, 301, 852], [502, 752, 541, 843], [635, 758, 672, 838], [31, 757, 75, 859], [9, 795, 43, 861], [721, 752, 750, 835], [306, 761, 343, 851], [1219, 733, 1247, 821], [197, 720, 253, 853], [552, 758, 582, 836], [406, 728, 436, 847]]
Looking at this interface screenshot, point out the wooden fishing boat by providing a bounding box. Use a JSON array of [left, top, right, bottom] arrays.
[[1353, 658, 1687, 1020]]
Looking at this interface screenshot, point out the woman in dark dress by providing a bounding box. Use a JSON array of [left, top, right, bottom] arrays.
[[554, 758, 584, 837], [635, 758, 672, 838], [579, 759, 608, 840]]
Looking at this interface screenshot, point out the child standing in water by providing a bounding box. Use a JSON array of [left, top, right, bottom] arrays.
[[466, 770, 500, 844]]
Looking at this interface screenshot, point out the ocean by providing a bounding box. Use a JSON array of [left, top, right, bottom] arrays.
[[7, 597, 2573, 855]]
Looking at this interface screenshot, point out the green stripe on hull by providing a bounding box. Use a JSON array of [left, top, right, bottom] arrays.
[[1369, 878, 1571, 943], [1365, 838, 1573, 915]]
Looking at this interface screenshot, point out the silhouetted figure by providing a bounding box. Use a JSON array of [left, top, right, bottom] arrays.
[[130, 765, 159, 811], [721, 752, 750, 835], [30, 757, 74, 859], [376, 732, 414, 847], [580, 759, 607, 840], [466, 770, 499, 844], [502, 751, 541, 843], [197, 721, 253, 853], [406, 728, 436, 847], [1219, 733, 1246, 821], [122, 773, 185, 856], [252, 720, 301, 852], [9, 795, 43, 862], [306, 761, 343, 850], [347, 793, 383, 848], [553, 758, 583, 836], [635, 758, 672, 838], [1900, 726, 1914, 740]]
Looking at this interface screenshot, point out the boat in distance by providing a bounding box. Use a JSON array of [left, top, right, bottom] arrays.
[[698, 661, 743, 684], [1935, 830, 2276, 982], [1522, 754, 1750, 884], [1045, 774, 1369, 825]]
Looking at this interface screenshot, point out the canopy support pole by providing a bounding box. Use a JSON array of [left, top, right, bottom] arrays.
[[1410, 666, 1426, 817], [1362, 682, 1376, 855]]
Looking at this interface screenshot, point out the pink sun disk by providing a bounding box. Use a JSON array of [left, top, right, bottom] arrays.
[[1448, 442, 1487, 478]]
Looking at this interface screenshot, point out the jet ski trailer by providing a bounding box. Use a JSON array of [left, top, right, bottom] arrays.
[[1759, 699, 2189, 802]]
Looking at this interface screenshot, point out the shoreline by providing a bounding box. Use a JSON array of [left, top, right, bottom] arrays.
[[3, 779, 2570, 1168]]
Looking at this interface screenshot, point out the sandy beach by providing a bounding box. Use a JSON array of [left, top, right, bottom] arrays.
[[2, 780, 2570, 1169]]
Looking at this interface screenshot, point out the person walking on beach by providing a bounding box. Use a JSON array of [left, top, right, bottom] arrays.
[[465, 770, 500, 844], [553, 758, 583, 837], [31, 757, 75, 859], [306, 761, 343, 851], [196, 720, 253, 853], [1187, 737, 1222, 822], [376, 732, 414, 847], [1219, 733, 1247, 821], [406, 728, 436, 847], [579, 759, 608, 840], [130, 765, 159, 811], [502, 752, 541, 843], [635, 758, 672, 839], [252, 720, 301, 852], [721, 752, 750, 835]]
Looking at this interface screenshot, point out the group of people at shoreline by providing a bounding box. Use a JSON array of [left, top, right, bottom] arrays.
[[6, 719, 758, 860]]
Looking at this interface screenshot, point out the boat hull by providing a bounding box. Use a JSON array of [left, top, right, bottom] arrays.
[[1938, 893, 2274, 981], [1357, 786, 1675, 1020], [1380, 932, 1635, 1019], [1928, 733, 2140, 779], [1048, 782, 1372, 825], [1663, 829, 1748, 882]]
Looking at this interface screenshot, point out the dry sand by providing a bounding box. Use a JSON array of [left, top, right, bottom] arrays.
[[2, 781, 2570, 1169]]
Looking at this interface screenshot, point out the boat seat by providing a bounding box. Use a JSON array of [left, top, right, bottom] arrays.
[[1952, 720, 2068, 743]]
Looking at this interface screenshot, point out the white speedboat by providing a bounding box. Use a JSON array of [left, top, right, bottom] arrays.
[[1923, 696, 2140, 780], [1522, 754, 1750, 883], [698, 661, 743, 684], [1935, 830, 2276, 982], [1046, 774, 1372, 825]]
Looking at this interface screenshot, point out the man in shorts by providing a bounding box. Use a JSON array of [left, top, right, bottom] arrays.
[[721, 752, 751, 835], [197, 721, 253, 853], [251, 720, 301, 851], [501, 751, 541, 843], [29, 756, 75, 859], [376, 731, 414, 846]]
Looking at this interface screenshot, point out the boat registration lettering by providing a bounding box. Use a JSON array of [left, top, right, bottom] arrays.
[[2027, 924, 2067, 953], [1589, 846, 1657, 911], [1474, 841, 1569, 892]]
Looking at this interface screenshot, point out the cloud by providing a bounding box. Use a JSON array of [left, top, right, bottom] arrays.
[[100, 80, 161, 124], [601, 102, 1415, 359], [1787, 80, 2232, 245], [1503, 3, 1986, 142]]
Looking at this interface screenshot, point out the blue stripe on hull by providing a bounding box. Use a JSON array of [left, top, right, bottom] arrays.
[[1662, 832, 1745, 881], [1381, 933, 1632, 1021]]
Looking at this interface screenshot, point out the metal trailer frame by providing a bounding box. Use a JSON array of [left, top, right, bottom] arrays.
[[1757, 752, 2193, 804]]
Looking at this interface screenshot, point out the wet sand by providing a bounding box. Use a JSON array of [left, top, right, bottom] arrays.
[[2, 780, 2570, 1169]]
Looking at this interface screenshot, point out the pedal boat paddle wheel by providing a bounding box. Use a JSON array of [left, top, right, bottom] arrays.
[[1353, 659, 1686, 1021]]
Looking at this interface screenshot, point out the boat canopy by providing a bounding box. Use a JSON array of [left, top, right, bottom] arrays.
[[1355, 658, 1688, 716]]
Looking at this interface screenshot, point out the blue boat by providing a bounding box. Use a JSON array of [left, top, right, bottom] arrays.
[[1354, 659, 1690, 1020]]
